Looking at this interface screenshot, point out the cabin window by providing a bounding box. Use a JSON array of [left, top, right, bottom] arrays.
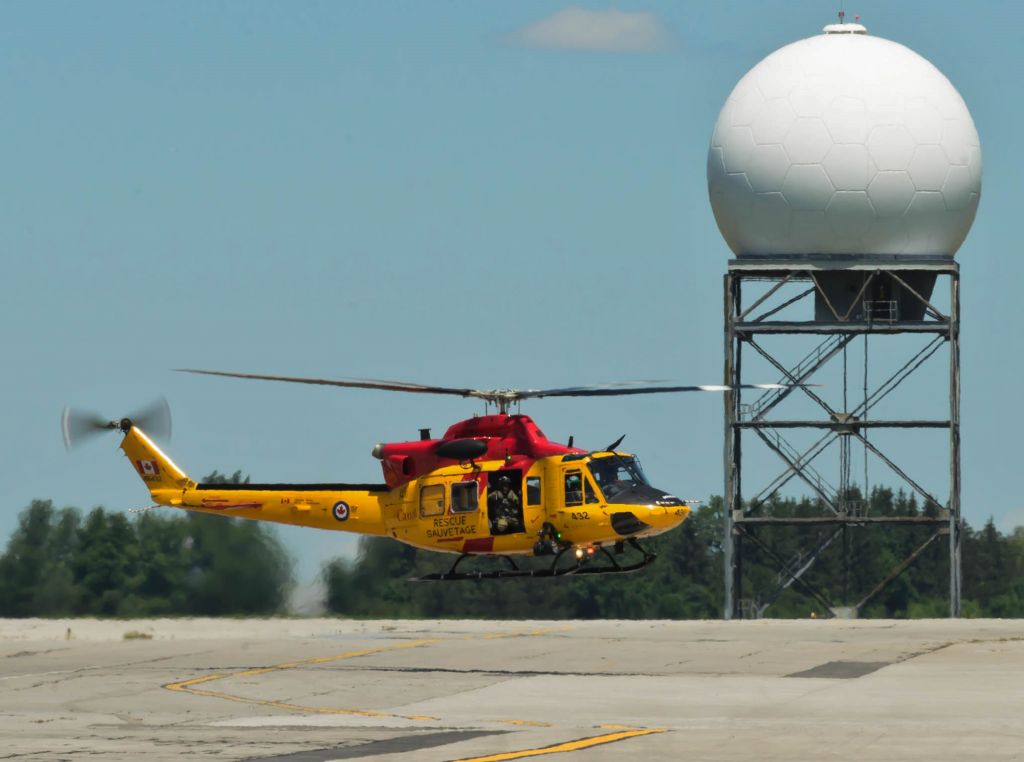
[[419, 484, 445, 517], [584, 477, 600, 504], [526, 477, 541, 506], [564, 470, 583, 507], [451, 481, 479, 513]]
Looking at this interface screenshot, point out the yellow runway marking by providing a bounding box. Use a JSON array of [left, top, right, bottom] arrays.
[[451, 727, 668, 761], [162, 627, 571, 723], [162, 625, 667, 758], [476, 626, 574, 641], [164, 638, 443, 720]]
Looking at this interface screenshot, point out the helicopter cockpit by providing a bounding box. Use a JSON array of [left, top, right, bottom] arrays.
[[587, 454, 648, 499], [577, 453, 686, 508]]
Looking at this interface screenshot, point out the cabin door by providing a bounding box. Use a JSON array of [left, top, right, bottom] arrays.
[[419, 477, 486, 548], [486, 469, 525, 535]]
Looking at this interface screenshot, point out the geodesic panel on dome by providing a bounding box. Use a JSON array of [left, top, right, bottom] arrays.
[[707, 25, 982, 257]]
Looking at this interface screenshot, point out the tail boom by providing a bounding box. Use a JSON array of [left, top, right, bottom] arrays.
[[177, 483, 388, 535], [119, 426, 388, 535]]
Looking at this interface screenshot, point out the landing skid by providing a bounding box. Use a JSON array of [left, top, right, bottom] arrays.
[[413, 538, 656, 581]]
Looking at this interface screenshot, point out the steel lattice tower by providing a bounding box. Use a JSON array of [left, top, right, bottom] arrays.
[[723, 256, 961, 619]]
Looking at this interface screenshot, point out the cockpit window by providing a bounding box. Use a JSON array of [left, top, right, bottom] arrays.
[[564, 470, 584, 507], [566, 470, 601, 506], [587, 456, 649, 500]]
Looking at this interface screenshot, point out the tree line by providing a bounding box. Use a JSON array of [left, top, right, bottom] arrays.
[[2, 482, 1022, 618], [0, 472, 292, 617], [323, 488, 1024, 619]]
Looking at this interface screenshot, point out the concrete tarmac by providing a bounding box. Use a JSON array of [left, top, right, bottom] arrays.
[[1, 617, 1022, 761]]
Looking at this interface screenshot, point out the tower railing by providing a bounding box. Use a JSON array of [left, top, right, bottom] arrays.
[[744, 333, 853, 421]]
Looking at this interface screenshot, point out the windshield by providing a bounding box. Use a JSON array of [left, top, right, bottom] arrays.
[[587, 456, 649, 500]]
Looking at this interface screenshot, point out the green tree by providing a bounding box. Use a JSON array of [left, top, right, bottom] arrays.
[[0, 472, 294, 617], [323, 502, 726, 620], [201, 470, 250, 485], [0, 501, 74, 615], [183, 511, 293, 615], [320, 490, 1024, 621], [70, 508, 140, 615]]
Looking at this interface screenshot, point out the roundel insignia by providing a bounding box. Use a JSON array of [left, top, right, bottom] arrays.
[[332, 501, 350, 522]]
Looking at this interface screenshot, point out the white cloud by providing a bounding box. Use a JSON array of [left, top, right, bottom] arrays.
[[509, 7, 671, 53], [997, 507, 1024, 534]]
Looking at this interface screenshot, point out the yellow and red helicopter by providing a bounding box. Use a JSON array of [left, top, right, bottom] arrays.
[[63, 372, 789, 580]]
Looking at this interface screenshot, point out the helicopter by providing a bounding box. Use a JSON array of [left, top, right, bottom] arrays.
[[63, 371, 792, 580]]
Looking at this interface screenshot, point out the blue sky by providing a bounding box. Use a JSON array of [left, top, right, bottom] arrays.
[[2, 1, 1020, 584]]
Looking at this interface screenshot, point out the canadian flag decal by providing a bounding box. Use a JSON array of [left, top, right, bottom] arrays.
[[137, 460, 160, 477]]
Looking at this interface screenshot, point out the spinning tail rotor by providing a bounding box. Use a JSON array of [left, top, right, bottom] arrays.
[[61, 398, 172, 450]]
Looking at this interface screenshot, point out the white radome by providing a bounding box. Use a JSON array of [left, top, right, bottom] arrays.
[[707, 23, 982, 257]]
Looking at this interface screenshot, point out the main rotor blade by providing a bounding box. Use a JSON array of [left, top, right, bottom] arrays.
[[178, 370, 810, 405], [176, 369, 479, 398], [516, 383, 793, 399]]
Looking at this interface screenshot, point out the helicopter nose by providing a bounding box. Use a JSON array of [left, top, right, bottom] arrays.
[[608, 488, 691, 536], [640, 490, 691, 531], [663, 502, 691, 523], [646, 501, 690, 527]]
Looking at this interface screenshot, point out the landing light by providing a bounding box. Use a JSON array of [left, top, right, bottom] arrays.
[[575, 548, 584, 559]]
